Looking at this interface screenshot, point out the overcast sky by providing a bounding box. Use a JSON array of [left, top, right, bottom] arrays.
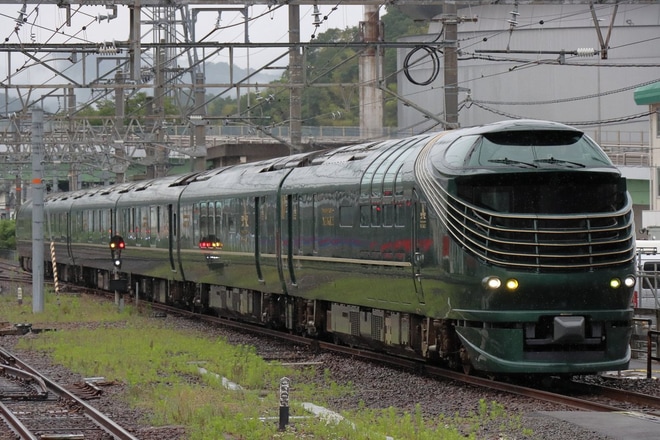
[[0, 3, 367, 75]]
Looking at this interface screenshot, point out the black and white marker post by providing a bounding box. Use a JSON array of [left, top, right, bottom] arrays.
[[279, 376, 290, 431]]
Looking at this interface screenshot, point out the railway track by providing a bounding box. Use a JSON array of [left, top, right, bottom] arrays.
[[136, 299, 660, 416], [0, 260, 31, 285], [6, 260, 660, 432], [0, 347, 139, 440]]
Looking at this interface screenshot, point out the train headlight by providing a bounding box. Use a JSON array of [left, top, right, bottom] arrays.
[[609, 278, 621, 289], [624, 276, 635, 288], [482, 276, 501, 290], [505, 279, 519, 291]]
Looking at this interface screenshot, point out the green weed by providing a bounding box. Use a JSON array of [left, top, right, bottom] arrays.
[[4, 292, 536, 439]]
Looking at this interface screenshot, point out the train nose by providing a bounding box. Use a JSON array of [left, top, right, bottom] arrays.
[[553, 316, 586, 344]]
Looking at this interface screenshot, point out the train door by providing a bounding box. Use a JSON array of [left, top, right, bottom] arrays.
[[283, 193, 298, 288], [255, 196, 264, 282], [65, 212, 73, 264], [412, 189, 425, 303], [168, 204, 176, 272], [256, 194, 284, 289]]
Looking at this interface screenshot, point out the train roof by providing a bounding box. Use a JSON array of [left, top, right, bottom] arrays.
[[27, 119, 614, 206], [426, 119, 618, 176]]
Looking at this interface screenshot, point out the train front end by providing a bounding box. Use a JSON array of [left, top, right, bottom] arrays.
[[418, 120, 636, 375]]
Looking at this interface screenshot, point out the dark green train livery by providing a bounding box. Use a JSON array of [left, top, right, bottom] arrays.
[[16, 119, 636, 375]]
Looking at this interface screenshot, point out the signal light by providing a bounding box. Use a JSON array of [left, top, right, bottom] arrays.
[[109, 235, 125, 269], [109, 235, 125, 250], [198, 239, 223, 249]]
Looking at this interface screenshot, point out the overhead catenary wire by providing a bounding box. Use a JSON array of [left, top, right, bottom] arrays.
[[0, 1, 657, 139], [467, 100, 655, 127]]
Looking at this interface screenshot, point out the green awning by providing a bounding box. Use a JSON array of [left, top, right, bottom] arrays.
[[634, 82, 660, 106]]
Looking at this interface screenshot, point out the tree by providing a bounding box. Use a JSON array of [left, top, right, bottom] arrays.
[[0, 220, 16, 250], [65, 92, 182, 126], [245, 7, 429, 128], [68, 9, 431, 131]]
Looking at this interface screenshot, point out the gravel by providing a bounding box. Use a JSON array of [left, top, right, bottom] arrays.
[[4, 312, 659, 439]]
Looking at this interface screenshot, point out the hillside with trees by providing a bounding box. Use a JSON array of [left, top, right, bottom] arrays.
[[63, 7, 428, 130], [208, 6, 428, 128]]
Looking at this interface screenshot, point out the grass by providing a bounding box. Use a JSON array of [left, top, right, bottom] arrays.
[[1, 291, 535, 439]]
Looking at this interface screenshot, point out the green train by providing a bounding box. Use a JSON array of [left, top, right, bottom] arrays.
[[16, 119, 636, 375]]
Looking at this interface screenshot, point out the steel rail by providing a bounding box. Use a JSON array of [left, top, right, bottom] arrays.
[[0, 347, 139, 440], [138, 300, 645, 413], [567, 380, 660, 414], [0, 365, 48, 399], [0, 400, 38, 440]]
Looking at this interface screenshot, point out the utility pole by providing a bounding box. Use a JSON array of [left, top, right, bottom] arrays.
[[31, 108, 44, 314], [114, 70, 126, 185], [359, 5, 384, 139], [289, 5, 303, 152], [193, 72, 207, 171], [443, 1, 459, 128]]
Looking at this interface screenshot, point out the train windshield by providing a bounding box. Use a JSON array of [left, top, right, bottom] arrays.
[[448, 130, 612, 168]]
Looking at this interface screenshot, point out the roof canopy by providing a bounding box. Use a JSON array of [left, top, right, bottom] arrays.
[[634, 82, 660, 105]]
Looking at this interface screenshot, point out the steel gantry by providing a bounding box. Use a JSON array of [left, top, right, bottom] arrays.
[[0, 0, 651, 214]]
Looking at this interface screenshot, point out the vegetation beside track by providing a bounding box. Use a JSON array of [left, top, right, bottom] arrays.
[[1, 291, 533, 439]]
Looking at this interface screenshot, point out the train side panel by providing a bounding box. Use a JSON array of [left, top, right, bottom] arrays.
[[15, 120, 638, 376]]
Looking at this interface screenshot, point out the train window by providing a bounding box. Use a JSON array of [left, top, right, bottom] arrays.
[[383, 204, 394, 227], [199, 202, 208, 242], [385, 150, 416, 196], [371, 205, 381, 227], [214, 202, 222, 237], [227, 203, 236, 234], [467, 131, 611, 167], [131, 208, 137, 239], [135, 207, 143, 241], [136, 208, 142, 240], [395, 204, 406, 227], [149, 206, 158, 240], [143, 207, 151, 242], [360, 205, 370, 227], [394, 168, 405, 196], [339, 206, 353, 227], [83, 209, 90, 234], [157, 206, 165, 239], [300, 194, 316, 255], [180, 204, 193, 248], [360, 140, 399, 198], [444, 135, 479, 167]]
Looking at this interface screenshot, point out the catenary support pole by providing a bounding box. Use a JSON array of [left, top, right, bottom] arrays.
[[31, 108, 44, 313]]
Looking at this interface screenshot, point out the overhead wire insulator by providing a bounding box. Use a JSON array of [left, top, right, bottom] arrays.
[[576, 48, 596, 57], [312, 5, 322, 27], [98, 41, 118, 56]]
